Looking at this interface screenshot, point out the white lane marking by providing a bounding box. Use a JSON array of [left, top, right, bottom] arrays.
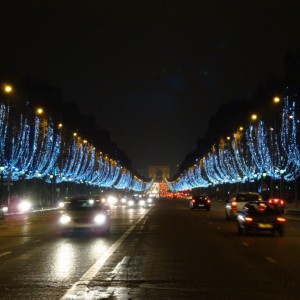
[[61, 212, 149, 300], [0, 252, 11, 258], [265, 257, 277, 264], [242, 242, 249, 247]]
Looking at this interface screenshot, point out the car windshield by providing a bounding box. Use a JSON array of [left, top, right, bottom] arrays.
[[64, 198, 102, 211]]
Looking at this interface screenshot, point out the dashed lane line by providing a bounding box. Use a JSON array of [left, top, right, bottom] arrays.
[[0, 252, 11, 258], [265, 257, 277, 264], [60, 210, 151, 300]]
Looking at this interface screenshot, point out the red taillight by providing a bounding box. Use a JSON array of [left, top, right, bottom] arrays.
[[277, 217, 286, 222], [269, 198, 285, 206], [245, 217, 253, 222], [207, 199, 211, 204], [259, 203, 266, 211], [231, 201, 237, 210], [192, 199, 195, 203]]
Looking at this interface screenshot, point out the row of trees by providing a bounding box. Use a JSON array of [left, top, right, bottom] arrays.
[[176, 49, 300, 176], [166, 98, 299, 193], [0, 103, 151, 192]]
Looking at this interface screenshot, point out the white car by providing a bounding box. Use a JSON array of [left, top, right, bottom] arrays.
[[225, 192, 263, 221]]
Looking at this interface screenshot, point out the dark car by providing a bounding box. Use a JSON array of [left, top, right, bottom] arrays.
[[237, 201, 286, 236], [58, 195, 110, 236], [267, 197, 286, 214], [190, 195, 211, 211]]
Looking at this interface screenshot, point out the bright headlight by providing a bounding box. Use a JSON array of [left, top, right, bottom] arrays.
[[108, 196, 117, 205], [128, 200, 134, 206], [58, 201, 65, 208], [139, 200, 146, 206], [121, 198, 126, 204], [60, 215, 71, 224], [2, 206, 8, 213], [18, 200, 32, 212], [94, 214, 106, 225], [147, 198, 153, 203]]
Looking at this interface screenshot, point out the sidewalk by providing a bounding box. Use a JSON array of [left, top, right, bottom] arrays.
[[286, 202, 300, 215]]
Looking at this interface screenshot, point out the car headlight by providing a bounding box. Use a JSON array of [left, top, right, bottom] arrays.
[[94, 214, 106, 225], [139, 200, 146, 206], [128, 200, 134, 206], [1, 206, 8, 213], [108, 196, 117, 205], [58, 201, 65, 208], [60, 215, 71, 224], [147, 198, 152, 203], [17, 200, 32, 212], [121, 198, 127, 204]]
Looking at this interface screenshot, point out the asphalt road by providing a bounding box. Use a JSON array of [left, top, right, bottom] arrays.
[[0, 199, 300, 299]]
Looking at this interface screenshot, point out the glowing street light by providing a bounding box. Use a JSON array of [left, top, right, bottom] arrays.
[[251, 114, 258, 121], [273, 96, 280, 104], [36, 107, 44, 115], [3, 84, 13, 94]]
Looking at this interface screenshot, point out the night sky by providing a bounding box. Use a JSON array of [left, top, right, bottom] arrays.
[[1, 0, 300, 175]]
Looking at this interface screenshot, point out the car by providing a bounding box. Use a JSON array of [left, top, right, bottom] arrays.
[[126, 196, 145, 208], [8, 198, 33, 213], [225, 192, 263, 220], [58, 195, 110, 236], [190, 195, 211, 211], [267, 198, 286, 214], [0, 205, 8, 219], [237, 201, 286, 236]]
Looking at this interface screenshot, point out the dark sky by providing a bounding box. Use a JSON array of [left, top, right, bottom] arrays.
[[1, 0, 300, 174]]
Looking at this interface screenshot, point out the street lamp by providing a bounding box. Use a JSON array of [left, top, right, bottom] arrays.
[[3, 84, 13, 94], [36, 107, 44, 115], [273, 96, 280, 104], [251, 114, 258, 121]]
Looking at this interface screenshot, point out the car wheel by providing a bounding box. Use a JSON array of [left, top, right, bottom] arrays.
[[101, 226, 110, 236], [237, 224, 243, 235], [60, 229, 69, 237], [273, 228, 284, 236], [225, 212, 230, 221]]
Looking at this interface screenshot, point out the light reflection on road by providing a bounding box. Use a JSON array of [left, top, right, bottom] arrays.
[[54, 243, 75, 279]]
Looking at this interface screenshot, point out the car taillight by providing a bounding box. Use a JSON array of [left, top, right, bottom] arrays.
[[269, 198, 285, 206], [277, 217, 286, 222], [207, 199, 211, 204], [231, 201, 237, 210], [245, 217, 253, 222], [192, 199, 195, 203]]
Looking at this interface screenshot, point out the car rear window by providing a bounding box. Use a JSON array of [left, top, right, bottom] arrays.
[[236, 194, 260, 202]]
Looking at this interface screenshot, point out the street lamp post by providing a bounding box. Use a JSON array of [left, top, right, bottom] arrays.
[[261, 171, 267, 200], [280, 169, 285, 200], [0, 166, 4, 205]]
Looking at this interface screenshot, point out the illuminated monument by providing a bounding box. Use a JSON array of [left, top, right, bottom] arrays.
[[148, 165, 170, 182]]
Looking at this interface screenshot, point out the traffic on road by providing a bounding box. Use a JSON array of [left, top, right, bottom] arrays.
[[0, 195, 300, 299]]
